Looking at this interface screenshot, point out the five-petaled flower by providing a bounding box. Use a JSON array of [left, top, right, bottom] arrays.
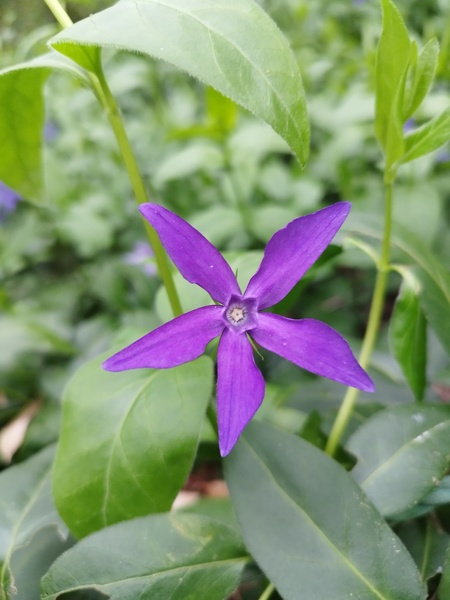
[[103, 202, 374, 456]]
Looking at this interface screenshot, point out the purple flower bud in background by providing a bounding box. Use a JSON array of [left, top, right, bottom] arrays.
[[403, 118, 415, 134], [124, 241, 156, 276], [0, 181, 20, 222], [44, 120, 59, 142]]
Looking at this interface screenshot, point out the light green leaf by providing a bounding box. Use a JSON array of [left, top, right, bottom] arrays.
[[401, 106, 450, 164], [49, 0, 310, 166], [348, 405, 450, 517], [403, 38, 439, 120], [389, 273, 427, 401], [225, 421, 424, 600], [0, 52, 87, 203], [53, 354, 214, 538], [40, 513, 249, 600], [0, 446, 70, 600], [375, 0, 412, 169]]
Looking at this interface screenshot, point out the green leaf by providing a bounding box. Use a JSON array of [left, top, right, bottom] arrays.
[[396, 518, 450, 582], [224, 421, 424, 600], [0, 53, 88, 203], [415, 267, 450, 357], [375, 0, 412, 169], [440, 543, 450, 598], [389, 273, 427, 401], [0, 446, 70, 600], [403, 38, 439, 120], [49, 0, 310, 166], [53, 354, 214, 538], [348, 405, 450, 517], [40, 513, 249, 600], [401, 107, 450, 164]]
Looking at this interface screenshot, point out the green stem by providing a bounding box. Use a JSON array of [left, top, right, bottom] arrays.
[[43, 0, 183, 318], [325, 182, 393, 456], [258, 583, 275, 600], [43, 0, 73, 28]]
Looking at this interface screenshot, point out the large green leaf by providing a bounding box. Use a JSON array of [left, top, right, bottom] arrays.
[[49, 0, 310, 166], [224, 421, 424, 600], [0, 446, 70, 600], [40, 513, 249, 600], [375, 0, 411, 170], [0, 52, 87, 203], [389, 275, 427, 401], [348, 405, 450, 517], [53, 354, 214, 538]]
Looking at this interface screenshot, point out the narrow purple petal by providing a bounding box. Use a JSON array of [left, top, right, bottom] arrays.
[[140, 203, 240, 304], [102, 306, 224, 371], [245, 202, 351, 309], [252, 313, 374, 392], [217, 329, 265, 456]]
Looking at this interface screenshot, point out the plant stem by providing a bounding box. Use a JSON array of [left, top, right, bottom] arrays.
[[43, 0, 183, 317], [43, 0, 73, 28], [325, 182, 393, 456], [258, 582, 275, 600]]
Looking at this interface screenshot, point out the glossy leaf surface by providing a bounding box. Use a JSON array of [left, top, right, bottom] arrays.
[[50, 0, 310, 166], [40, 513, 248, 600], [389, 276, 427, 401], [348, 405, 450, 517], [225, 421, 424, 600], [53, 355, 213, 538], [0, 447, 69, 600], [0, 53, 86, 203]]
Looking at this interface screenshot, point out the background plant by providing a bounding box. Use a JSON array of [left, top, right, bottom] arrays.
[[0, 0, 449, 599]]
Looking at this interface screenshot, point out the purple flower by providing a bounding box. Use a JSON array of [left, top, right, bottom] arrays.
[[103, 203, 374, 456], [124, 241, 156, 276], [0, 181, 20, 222]]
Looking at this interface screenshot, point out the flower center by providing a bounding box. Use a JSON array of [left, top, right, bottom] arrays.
[[227, 305, 246, 324], [223, 295, 258, 332]]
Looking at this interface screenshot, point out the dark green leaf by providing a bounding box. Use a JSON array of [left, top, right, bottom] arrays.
[[389, 275, 427, 401], [440, 543, 450, 598], [401, 107, 450, 164], [415, 267, 450, 357], [375, 0, 412, 169], [40, 513, 249, 600], [50, 0, 310, 166], [0, 446, 70, 600], [396, 518, 450, 582], [53, 355, 214, 538], [348, 405, 450, 517], [0, 53, 87, 203], [225, 421, 424, 600]]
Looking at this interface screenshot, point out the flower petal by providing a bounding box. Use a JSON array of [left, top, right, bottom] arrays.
[[140, 203, 240, 304], [245, 202, 351, 309], [102, 306, 224, 371], [253, 313, 374, 392], [217, 329, 265, 456]]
